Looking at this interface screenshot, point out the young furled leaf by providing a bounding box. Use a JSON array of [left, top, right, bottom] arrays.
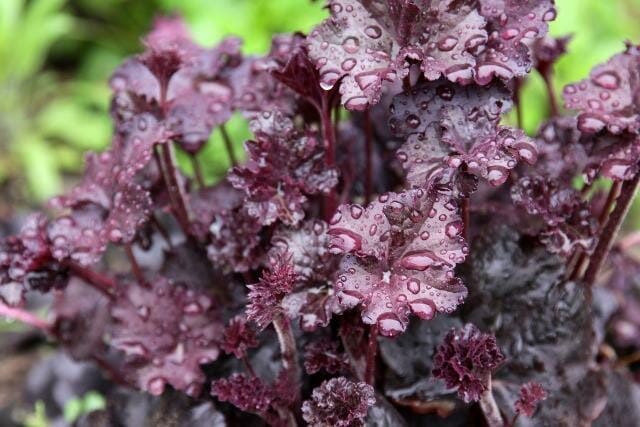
[[110, 276, 223, 397], [511, 176, 597, 257], [211, 373, 274, 414], [303, 338, 349, 375], [246, 253, 297, 330], [229, 111, 338, 226], [234, 33, 305, 117], [432, 323, 505, 402], [390, 80, 537, 191], [302, 377, 376, 427], [515, 381, 547, 417], [220, 315, 259, 360], [329, 187, 467, 336]]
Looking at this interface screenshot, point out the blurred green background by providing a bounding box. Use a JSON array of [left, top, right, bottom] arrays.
[[0, 0, 639, 209]]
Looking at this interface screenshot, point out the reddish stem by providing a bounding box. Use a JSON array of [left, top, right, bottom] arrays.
[[220, 124, 238, 167], [65, 262, 115, 297], [569, 181, 622, 280], [584, 174, 640, 287], [273, 315, 300, 393], [190, 154, 205, 188], [363, 110, 374, 205], [159, 143, 193, 237], [365, 324, 378, 386], [125, 244, 145, 285], [540, 71, 559, 117], [321, 94, 337, 219], [0, 303, 50, 332], [513, 78, 523, 129]]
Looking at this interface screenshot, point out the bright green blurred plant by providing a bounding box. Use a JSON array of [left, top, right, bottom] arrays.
[[0, 0, 112, 203]]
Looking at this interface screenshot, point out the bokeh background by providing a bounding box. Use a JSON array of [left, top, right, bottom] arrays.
[[0, 0, 639, 424]]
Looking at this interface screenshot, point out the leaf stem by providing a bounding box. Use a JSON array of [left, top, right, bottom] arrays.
[[569, 181, 622, 280], [0, 303, 50, 332], [540, 71, 559, 117], [65, 262, 115, 297], [190, 154, 205, 188], [220, 124, 237, 167], [478, 377, 504, 427], [125, 244, 145, 285], [273, 315, 300, 394], [584, 174, 640, 287], [157, 143, 193, 237]]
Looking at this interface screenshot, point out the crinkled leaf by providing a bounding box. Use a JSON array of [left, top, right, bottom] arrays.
[[563, 43, 640, 135], [229, 112, 338, 226], [110, 276, 222, 396], [329, 187, 467, 336], [390, 80, 536, 190]]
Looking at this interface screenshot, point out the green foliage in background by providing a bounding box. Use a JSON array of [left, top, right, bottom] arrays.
[[1, 0, 639, 210]]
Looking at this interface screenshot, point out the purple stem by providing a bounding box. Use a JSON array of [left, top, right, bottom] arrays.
[[65, 262, 115, 297], [159, 143, 193, 237], [584, 174, 640, 287], [569, 181, 622, 280], [190, 154, 205, 188], [125, 244, 146, 285], [220, 124, 238, 167], [478, 377, 504, 427], [273, 315, 300, 393], [541, 71, 559, 117], [0, 303, 50, 332]]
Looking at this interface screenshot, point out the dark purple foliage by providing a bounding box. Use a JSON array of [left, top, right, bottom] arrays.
[[432, 323, 505, 402], [0, 3, 639, 426], [515, 381, 547, 417], [301, 377, 375, 427], [329, 188, 468, 336]]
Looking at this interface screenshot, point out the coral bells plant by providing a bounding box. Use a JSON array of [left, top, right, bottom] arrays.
[[3, 1, 640, 425]]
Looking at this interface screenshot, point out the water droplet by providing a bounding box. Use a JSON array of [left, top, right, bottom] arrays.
[[577, 113, 606, 133], [407, 279, 420, 294], [342, 36, 360, 54], [437, 36, 459, 51], [341, 58, 357, 71], [320, 69, 341, 90], [350, 205, 363, 219], [436, 85, 454, 100], [344, 96, 369, 110], [401, 250, 445, 270], [445, 221, 463, 238], [183, 302, 203, 314], [377, 313, 404, 337], [592, 71, 620, 90], [409, 299, 436, 319], [500, 28, 519, 40], [543, 8, 557, 21], [365, 25, 382, 39], [405, 114, 421, 128]]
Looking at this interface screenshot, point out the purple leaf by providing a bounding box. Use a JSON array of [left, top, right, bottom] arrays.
[[432, 323, 505, 402], [302, 377, 376, 427], [475, 0, 556, 85], [390, 80, 537, 190], [220, 315, 259, 359], [306, 0, 488, 110], [329, 187, 467, 336], [229, 111, 338, 226], [563, 43, 640, 135], [515, 381, 547, 417], [246, 253, 297, 330], [110, 276, 223, 396]]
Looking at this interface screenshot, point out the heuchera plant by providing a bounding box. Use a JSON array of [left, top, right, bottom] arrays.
[[2, 1, 640, 425]]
